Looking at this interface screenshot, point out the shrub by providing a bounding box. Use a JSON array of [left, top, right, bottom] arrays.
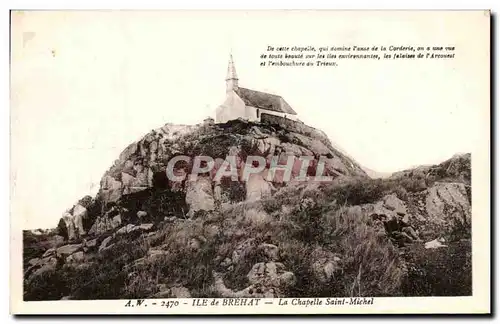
[[261, 182, 406, 297], [319, 206, 405, 297], [24, 152, 471, 299], [220, 177, 246, 203], [24, 269, 69, 301], [402, 241, 471, 296], [319, 177, 389, 206], [23, 232, 46, 265]]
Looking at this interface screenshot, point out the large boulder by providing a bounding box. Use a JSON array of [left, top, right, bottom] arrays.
[[170, 286, 191, 298], [88, 207, 122, 236], [254, 136, 281, 155], [425, 182, 471, 229], [72, 203, 88, 237], [185, 176, 215, 217], [363, 194, 410, 233], [57, 243, 82, 256], [425, 238, 448, 249], [66, 251, 85, 263], [115, 223, 155, 235], [310, 248, 342, 284], [87, 120, 367, 216], [247, 262, 294, 287], [213, 261, 295, 298], [24, 256, 61, 283], [245, 172, 272, 202], [98, 236, 113, 253], [82, 238, 98, 252], [99, 175, 123, 204], [258, 243, 279, 261], [59, 202, 89, 241], [410, 182, 471, 241], [61, 210, 76, 241]]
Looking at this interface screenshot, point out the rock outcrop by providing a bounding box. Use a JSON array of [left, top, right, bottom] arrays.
[[92, 119, 367, 219], [59, 196, 93, 241], [22, 117, 472, 301], [185, 176, 215, 217], [212, 261, 296, 298], [406, 182, 471, 241]]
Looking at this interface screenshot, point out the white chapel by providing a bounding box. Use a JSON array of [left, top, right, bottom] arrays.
[[215, 55, 298, 124]]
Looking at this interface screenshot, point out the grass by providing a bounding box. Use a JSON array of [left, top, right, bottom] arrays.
[[401, 240, 472, 296], [24, 161, 471, 299], [269, 196, 405, 297]]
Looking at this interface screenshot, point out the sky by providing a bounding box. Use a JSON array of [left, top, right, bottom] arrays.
[[10, 10, 489, 229]]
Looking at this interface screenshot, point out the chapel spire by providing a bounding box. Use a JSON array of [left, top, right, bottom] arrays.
[[225, 54, 239, 93]]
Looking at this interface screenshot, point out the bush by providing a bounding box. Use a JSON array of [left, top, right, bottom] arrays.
[[220, 177, 246, 203], [23, 232, 46, 265], [24, 154, 471, 299], [402, 241, 471, 296], [56, 218, 68, 240], [319, 206, 405, 296], [261, 182, 406, 297], [24, 269, 69, 301]]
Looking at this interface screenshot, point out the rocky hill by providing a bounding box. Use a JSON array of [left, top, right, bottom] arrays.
[[22, 119, 471, 300]]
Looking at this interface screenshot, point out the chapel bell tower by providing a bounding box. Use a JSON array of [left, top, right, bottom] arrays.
[[225, 54, 239, 93]]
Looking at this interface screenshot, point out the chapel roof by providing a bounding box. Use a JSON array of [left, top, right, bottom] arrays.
[[235, 87, 297, 115]]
